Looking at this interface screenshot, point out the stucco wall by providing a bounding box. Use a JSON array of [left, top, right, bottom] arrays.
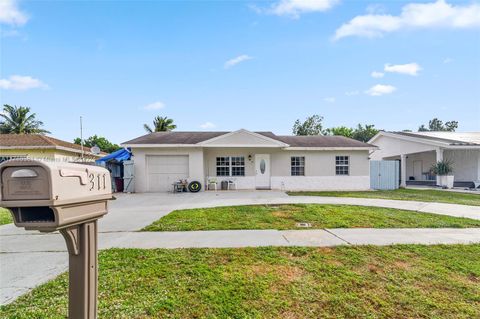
[[270, 150, 369, 177], [204, 148, 370, 191], [370, 135, 437, 160], [0, 149, 95, 162], [131, 147, 204, 192], [444, 149, 480, 181]]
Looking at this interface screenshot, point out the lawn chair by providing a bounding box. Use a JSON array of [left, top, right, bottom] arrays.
[[207, 178, 218, 191]]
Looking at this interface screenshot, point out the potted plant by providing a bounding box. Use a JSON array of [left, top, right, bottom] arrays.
[[431, 160, 454, 188]]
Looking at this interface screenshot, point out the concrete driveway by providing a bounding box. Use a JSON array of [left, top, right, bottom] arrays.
[[2, 190, 480, 304]]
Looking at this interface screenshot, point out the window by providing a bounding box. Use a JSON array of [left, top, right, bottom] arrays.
[[231, 156, 245, 176], [216, 156, 245, 176], [291, 156, 305, 176], [335, 156, 349, 175], [216, 157, 230, 176]]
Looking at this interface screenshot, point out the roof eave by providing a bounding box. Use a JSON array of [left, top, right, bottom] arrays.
[[284, 146, 377, 151]]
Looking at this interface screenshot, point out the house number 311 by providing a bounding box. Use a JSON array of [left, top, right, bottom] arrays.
[[88, 173, 107, 191]]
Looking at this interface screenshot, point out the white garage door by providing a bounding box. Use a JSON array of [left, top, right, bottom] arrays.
[[146, 155, 189, 192]]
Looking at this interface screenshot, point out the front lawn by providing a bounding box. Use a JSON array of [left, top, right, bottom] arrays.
[[143, 204, 480, 231], [288, 188, 480, 206], [0, 207, 13, 225], [2, 245, 479, 318]]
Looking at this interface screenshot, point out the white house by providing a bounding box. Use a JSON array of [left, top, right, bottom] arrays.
[[369, 131, 480, 188], [122, 129, 375, 192]]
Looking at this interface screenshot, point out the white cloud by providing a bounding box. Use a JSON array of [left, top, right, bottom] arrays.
[[0, 0, 28, 26], [0, 75, 47, 90], [443, 57, 453, 63], [384, 63, 422, 76], [345, 90, 359, 96], [323, 97, 335, 103], [224, 55, 253, 69], [269, 0, 340, 18], [200, 122, 216, 129], [334, 0, 480, 40], [371, 71, 384, 78], [365, 84, 397, 96], [143, 101, 165, 110]]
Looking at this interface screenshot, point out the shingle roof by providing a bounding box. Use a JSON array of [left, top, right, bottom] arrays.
[[391, 131, 480, 146], [123, 132, 228, 145], [123, 131, 374, 148], [0, 134, 104, 155]]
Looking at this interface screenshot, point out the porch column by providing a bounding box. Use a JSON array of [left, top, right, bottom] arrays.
[[400, 154, 407, 188], [436, 148, 444, 162]]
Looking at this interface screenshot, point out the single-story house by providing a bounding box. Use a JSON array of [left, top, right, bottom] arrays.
[[121, 129, 376, 192], [0, 134, 105, 163], [369, 131, 480, 188]]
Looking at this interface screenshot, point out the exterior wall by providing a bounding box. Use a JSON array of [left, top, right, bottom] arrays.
[[204, 148, 370, 191], [444, 149, 480, 181], [0, 148, 96, 162], [370, 135, 437, 160], [270, 150, 370, 191], [204, 147, 265, 189], [131, 147, 204, 192]]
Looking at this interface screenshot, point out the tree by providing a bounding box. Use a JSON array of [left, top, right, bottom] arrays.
[[292, 115, 324, 136], [323, 126, 354, 138], [144, 116, 177, 133], [418, 118, 458, 132], [74, 135, 120, 153], [352, 124, 379, 142], [0, 104, 50, 134]]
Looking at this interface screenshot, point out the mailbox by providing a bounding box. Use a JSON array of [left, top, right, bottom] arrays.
[[0, 159, 112, 232], [0, 159, 113, 319]]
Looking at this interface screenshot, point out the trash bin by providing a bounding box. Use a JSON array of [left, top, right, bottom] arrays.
[[115, 177, 124, 192], [221, 180, 228, 190]]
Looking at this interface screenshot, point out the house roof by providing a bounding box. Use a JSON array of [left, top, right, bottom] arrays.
[[122, 130, 375, 148], [0, 134, 105, 156], [370, 131, 480, 147]]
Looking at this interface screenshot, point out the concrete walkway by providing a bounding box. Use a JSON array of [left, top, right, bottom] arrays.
[[1, 191, 479, 304]]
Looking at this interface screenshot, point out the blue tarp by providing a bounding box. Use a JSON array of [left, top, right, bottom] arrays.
[[96, 147, 131, 164]]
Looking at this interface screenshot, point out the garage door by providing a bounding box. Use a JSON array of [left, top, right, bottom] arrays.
[[146, 155, 189, 192]]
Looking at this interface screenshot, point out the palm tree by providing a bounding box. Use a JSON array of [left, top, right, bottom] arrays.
[[0, 104, 50, 134], [144, 116, 176, 133]]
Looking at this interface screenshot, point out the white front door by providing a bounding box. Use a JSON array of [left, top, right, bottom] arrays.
[[255, 154, 271, 189]]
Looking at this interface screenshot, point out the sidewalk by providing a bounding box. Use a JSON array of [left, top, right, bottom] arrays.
[[1, 191, 480, 304]]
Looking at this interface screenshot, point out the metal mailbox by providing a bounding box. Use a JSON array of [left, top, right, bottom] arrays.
[[0, 159, 113, 319]]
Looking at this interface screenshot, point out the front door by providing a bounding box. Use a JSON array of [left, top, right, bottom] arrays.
[[255, 154, 271, 189]]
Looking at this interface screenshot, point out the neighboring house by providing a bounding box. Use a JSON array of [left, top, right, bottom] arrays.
[[121, 129, 375, 192], [0, 134, 105, 163], [369, 131, 480, 188]]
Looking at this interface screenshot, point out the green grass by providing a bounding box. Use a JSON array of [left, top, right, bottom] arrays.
[[0, 207, 13, 225], [2, 245, 479, 318], [142, 204, 480, 231], [287, 188, 480, 206]]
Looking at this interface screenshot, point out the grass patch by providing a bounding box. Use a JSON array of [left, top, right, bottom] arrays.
[[142, 204, 480, 231], [0, 207, 13, 225], [288, 188, 480, 206], [1, 245, 479, 318]]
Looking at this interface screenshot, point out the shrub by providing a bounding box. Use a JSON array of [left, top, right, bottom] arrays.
[[431, 160, 454, 176]]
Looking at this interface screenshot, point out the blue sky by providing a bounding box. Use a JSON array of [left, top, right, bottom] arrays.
[[1, 0, 479, 144]]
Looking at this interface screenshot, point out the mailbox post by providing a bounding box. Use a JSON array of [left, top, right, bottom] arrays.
[[0, 159, 113, 319]]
